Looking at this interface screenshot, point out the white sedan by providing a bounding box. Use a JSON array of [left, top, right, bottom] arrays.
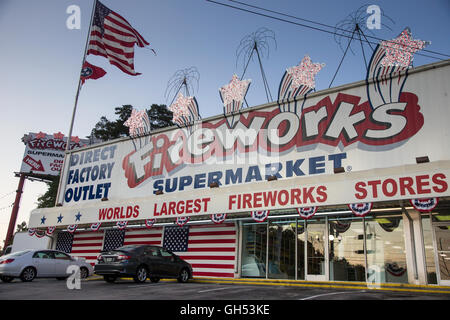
[[0, 249, 94, 282]]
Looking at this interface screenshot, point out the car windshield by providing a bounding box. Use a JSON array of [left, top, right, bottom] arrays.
[[2, 250, 33, 258]]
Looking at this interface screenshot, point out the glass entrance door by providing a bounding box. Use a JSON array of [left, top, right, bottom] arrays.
[[306, 219, 328, 281], [434, 224, 450, 285]]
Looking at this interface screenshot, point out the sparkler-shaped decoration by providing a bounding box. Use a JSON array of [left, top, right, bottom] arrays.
[[169, 92, 201, 128], [124, 107, 151, 150], [287, 55, 324, 92], [124, 108, 150, 137], [366, 27, 429, 109], [278, 55, 325, 114], [219, 74, 251, 128], [380, 28, 427, 67]]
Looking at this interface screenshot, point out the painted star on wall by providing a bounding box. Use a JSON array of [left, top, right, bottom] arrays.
[[286, 55, 325, 91], [124, 108, 147, 136], [75, 212, 82, 222], [219, 74, 251, 108], [57, 214, 63, 223], [40, 216, 46, 225], [380, 28, 427, 67]]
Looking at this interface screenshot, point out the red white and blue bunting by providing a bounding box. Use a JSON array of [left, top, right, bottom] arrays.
[[28, 228, 36, 236], [296, 207, 317, 220], [116, 221, 128, 229], [35, 230, 46, 238], [176, 216, 190, 227], [46, 226, 56, 236], [348, 202, 373, 217], [211, 213, 227, 224], [90, 222, 102, 231], [67, 225, 77, 233], [145, 219, 156, 228], [251, 210, 269, 223], [410, 198, 439, 212]]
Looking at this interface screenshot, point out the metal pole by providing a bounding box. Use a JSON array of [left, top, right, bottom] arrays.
[[3, 173, 26, 249], [66, 0, 98, 150], [55, 0, 98, 205]]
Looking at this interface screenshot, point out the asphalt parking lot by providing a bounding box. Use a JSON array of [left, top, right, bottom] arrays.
[[1, 277, 449, 318], [1, 276, 449, 301]]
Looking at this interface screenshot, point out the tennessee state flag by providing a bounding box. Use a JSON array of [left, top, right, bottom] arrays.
[[80, 60, 106, 85]]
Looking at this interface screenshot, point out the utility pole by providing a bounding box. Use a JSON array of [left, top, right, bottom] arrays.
[[3, 173, 26, 249]]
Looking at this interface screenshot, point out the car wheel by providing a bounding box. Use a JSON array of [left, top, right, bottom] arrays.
[[20, 267, 36, 282], [80, 267, 89, 279], [150, 277, 160, 283], [103, 275, 117, 283], [0, 276, 14, 283], [177, 268, 190, 283], [133, 265, 148, 284]]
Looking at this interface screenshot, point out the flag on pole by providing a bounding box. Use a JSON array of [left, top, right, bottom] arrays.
[[87, 0, 150, 76], [80, 60, 106, 84]]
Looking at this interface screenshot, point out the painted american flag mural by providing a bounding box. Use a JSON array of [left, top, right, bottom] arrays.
[[55, 222, 238, 277]]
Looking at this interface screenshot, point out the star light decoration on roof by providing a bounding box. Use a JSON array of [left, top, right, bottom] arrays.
[[124, 108, 147, 137], [286, 55, 325, 91], [53, 132, 64, 140], [35, 132, 46, 139], [380, 28, 428, 67], [219, 74, 251, 112], [169, 92, 200, 127]]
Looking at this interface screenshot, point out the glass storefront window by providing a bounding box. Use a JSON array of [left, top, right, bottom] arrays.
[[306, 219, 326, 276], [365, 213, 408, 284], [297, 220, 305, 280], [329, 216, 366, 281], [268, 220, 296, 279], [241, 222, 267, 278], [421, 214, 437, 284]]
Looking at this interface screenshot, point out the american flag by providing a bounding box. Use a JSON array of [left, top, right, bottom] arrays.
[[70, 231, 104, 266], [54, 222, 237, 277], [123, 227, 163, 246], [87, 1, 149, 75], [55, 232, 74, 253], [164, 223, 237, 278], [103, 229, 125, 251]]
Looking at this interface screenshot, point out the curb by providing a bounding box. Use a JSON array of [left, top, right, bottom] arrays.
[[86, 276, 450, 294]]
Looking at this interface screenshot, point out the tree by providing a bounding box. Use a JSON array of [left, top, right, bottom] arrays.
[[36, 175, 60, 208], [90, 105, 133, 142], [36, 103, 173, 208], [89, 104, 173, 142], [16, 221, 28, 232], [148, 104, 173, 130]]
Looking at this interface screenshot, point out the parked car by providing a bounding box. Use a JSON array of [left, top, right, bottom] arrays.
[[94, 245, 193, 284], [0, 249, 94, 282]]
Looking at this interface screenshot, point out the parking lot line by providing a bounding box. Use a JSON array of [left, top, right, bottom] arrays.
[[300, 290, 366, 300], [198, 287, 234, 293]]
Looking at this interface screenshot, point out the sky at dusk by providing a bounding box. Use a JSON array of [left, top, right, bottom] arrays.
[[0, 0, 449, 246]]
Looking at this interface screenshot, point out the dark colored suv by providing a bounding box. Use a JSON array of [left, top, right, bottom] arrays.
[[94, 245, 193, 284]]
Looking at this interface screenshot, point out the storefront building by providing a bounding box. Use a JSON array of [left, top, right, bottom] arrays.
[[28, 59, 450, 286]]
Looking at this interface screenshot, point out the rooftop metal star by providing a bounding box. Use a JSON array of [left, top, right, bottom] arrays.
[[286, 55, 325, 91]]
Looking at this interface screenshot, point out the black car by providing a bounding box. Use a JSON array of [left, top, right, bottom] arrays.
[[94, 245, 193, 284]]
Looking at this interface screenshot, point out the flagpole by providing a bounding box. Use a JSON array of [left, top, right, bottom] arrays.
[[55, 0, 98, 205]]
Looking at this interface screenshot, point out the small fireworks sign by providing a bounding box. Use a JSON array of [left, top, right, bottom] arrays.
[[20, 132, 89, 177]]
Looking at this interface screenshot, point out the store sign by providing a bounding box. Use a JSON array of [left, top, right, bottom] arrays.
[[29, 161, 450, 228], [20, 132, 89, 177], [29, 61, 450, 228]]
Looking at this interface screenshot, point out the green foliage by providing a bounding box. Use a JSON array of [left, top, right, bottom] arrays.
[[37, 104, 173, 208], [36, 175, 60, 208]]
